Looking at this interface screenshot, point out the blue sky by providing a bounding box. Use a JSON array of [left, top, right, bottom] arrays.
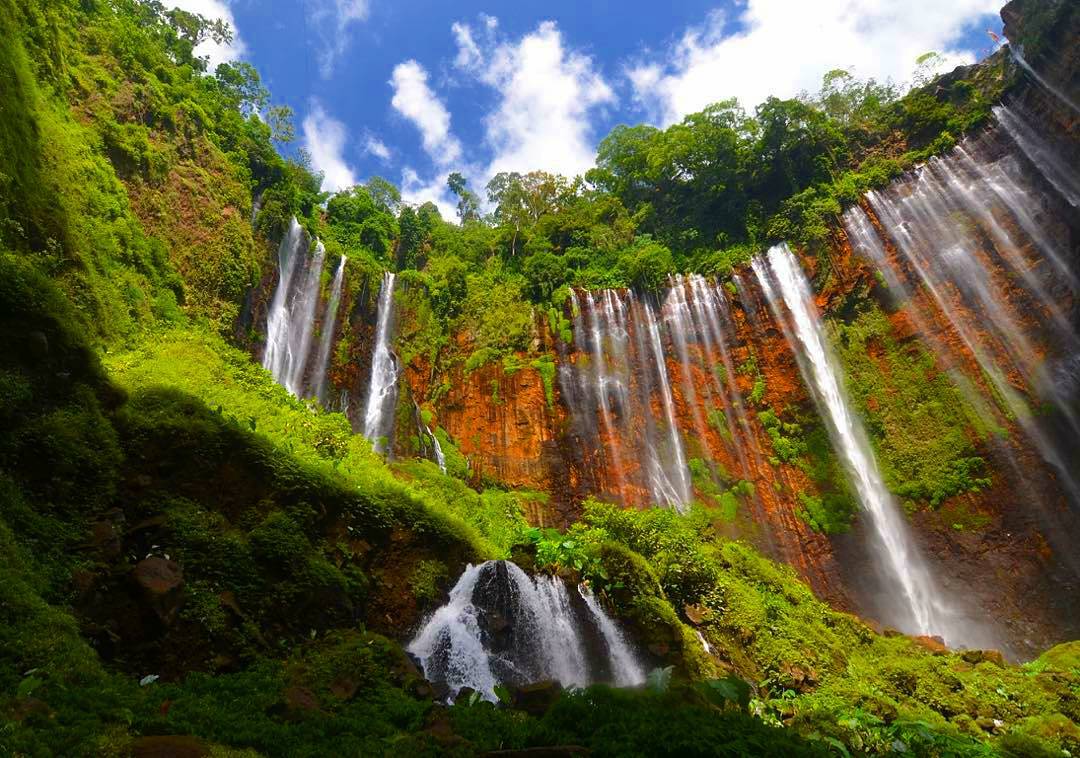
[[178, 0, 1005, 215]]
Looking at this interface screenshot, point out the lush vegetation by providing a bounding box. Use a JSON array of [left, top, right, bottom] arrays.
[[531, 502, 1080, 757], [2, 0, 1077, 755]]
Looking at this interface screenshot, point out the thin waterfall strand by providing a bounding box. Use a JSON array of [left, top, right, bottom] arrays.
[[263, 219, 326, 398], [313, 255, 346, 404]]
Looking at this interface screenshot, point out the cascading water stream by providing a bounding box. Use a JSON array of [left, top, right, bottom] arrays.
[[663, 276, 715, 465], [641, 296, 692, 508], [753, 244, 947, 638], [578, 584, 646, 687], [565, 289, 692, 510], [562, 278, 788, 513], [283, 241, 325, 397], [993, 105, 1080, 208], [848, 114, 1080, 509], [408, 561, 645, 702], [362, 272, 399, 453], [262, 219, 326, 398], [424, 424, 446, 473], [312, 255, 346, 404], [1008, 46, 1080, 117]]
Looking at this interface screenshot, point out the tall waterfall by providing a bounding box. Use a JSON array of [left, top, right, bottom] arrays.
[[561, 278, 775, 512], [407, 561, 645, 702], [993, 105, 1080, 208], [262, 219, 326, 398], [362, 272, 400, 453], [752, 244, 947, 639], [313, 255, 346, 405], [562, 289, 691, 509], [844, 106, 1080, 518]]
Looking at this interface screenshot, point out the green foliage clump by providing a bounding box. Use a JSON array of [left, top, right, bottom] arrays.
[[832, 304, 993, 508], [530, 354, 557, 409], [392, 459, 530, 556], [408, 559, 449, 603], [449, 683, 828, 756], [738, 354, 767, 407]]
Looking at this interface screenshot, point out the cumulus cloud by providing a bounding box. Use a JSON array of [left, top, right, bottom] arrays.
[[390, 61, 463, 166], [628, 0, 1001, 125], [302, 103, 357, 193], [451, 18, 615, 179], [167, 0, 247, 68], [311, 0, 370, 78]]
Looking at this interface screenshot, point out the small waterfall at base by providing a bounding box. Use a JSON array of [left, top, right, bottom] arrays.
[[408, 561, 646, 702], [752, 244, 951, 641], [578, 584, 645, 686], [312, 255, 346, 405], [362, 272, 399, 454], [262, 219, 326, 398]]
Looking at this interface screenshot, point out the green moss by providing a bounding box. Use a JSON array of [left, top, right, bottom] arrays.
[[530, 354, 557, 409], [831, 304, 993, 508], [408, 559, 449, 603], [738, 354, 767, 407], [706, 407, 733, 443]]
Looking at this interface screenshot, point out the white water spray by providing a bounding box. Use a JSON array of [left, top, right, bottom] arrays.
[[409, 561, 645, 702]]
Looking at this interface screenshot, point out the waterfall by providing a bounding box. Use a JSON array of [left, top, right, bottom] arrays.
[[578, 584, 646, 687], [1008, 46, 1080, 117], [362, 272, 399, 454], [845, 114, 1080, 510], [562, 289, 692, 510], [842, 113, 1080, 590], [262, 219, 326, 398], [428, 426, 447, 473], [993, 105, 1080, 208], [313, 255, 346, 405], [561, 279, 779, 511], [408, 561, 645, 702], [752, 244, 947, 639], [641, 296, 693, 507]]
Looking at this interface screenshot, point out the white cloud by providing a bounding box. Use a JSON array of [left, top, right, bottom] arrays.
[[400, 168, 458, 220], [311, 0, 370, 78], [628, 0, 1001, 125], [390, 61, 463, 165], [302, 103, 357, 193], [364, 136, 392, 162], [452, 18, 615, 179], [452, 22, 483, 70], [167, 0, 247, 69]]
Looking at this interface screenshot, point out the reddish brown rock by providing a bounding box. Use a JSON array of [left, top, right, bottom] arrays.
[[132, 557, 184, 625], [131, 735, 208, 758], [913, 635, 949, 655]]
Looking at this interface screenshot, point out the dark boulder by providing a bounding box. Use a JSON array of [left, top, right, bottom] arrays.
[[132, 557, 184, 625]]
